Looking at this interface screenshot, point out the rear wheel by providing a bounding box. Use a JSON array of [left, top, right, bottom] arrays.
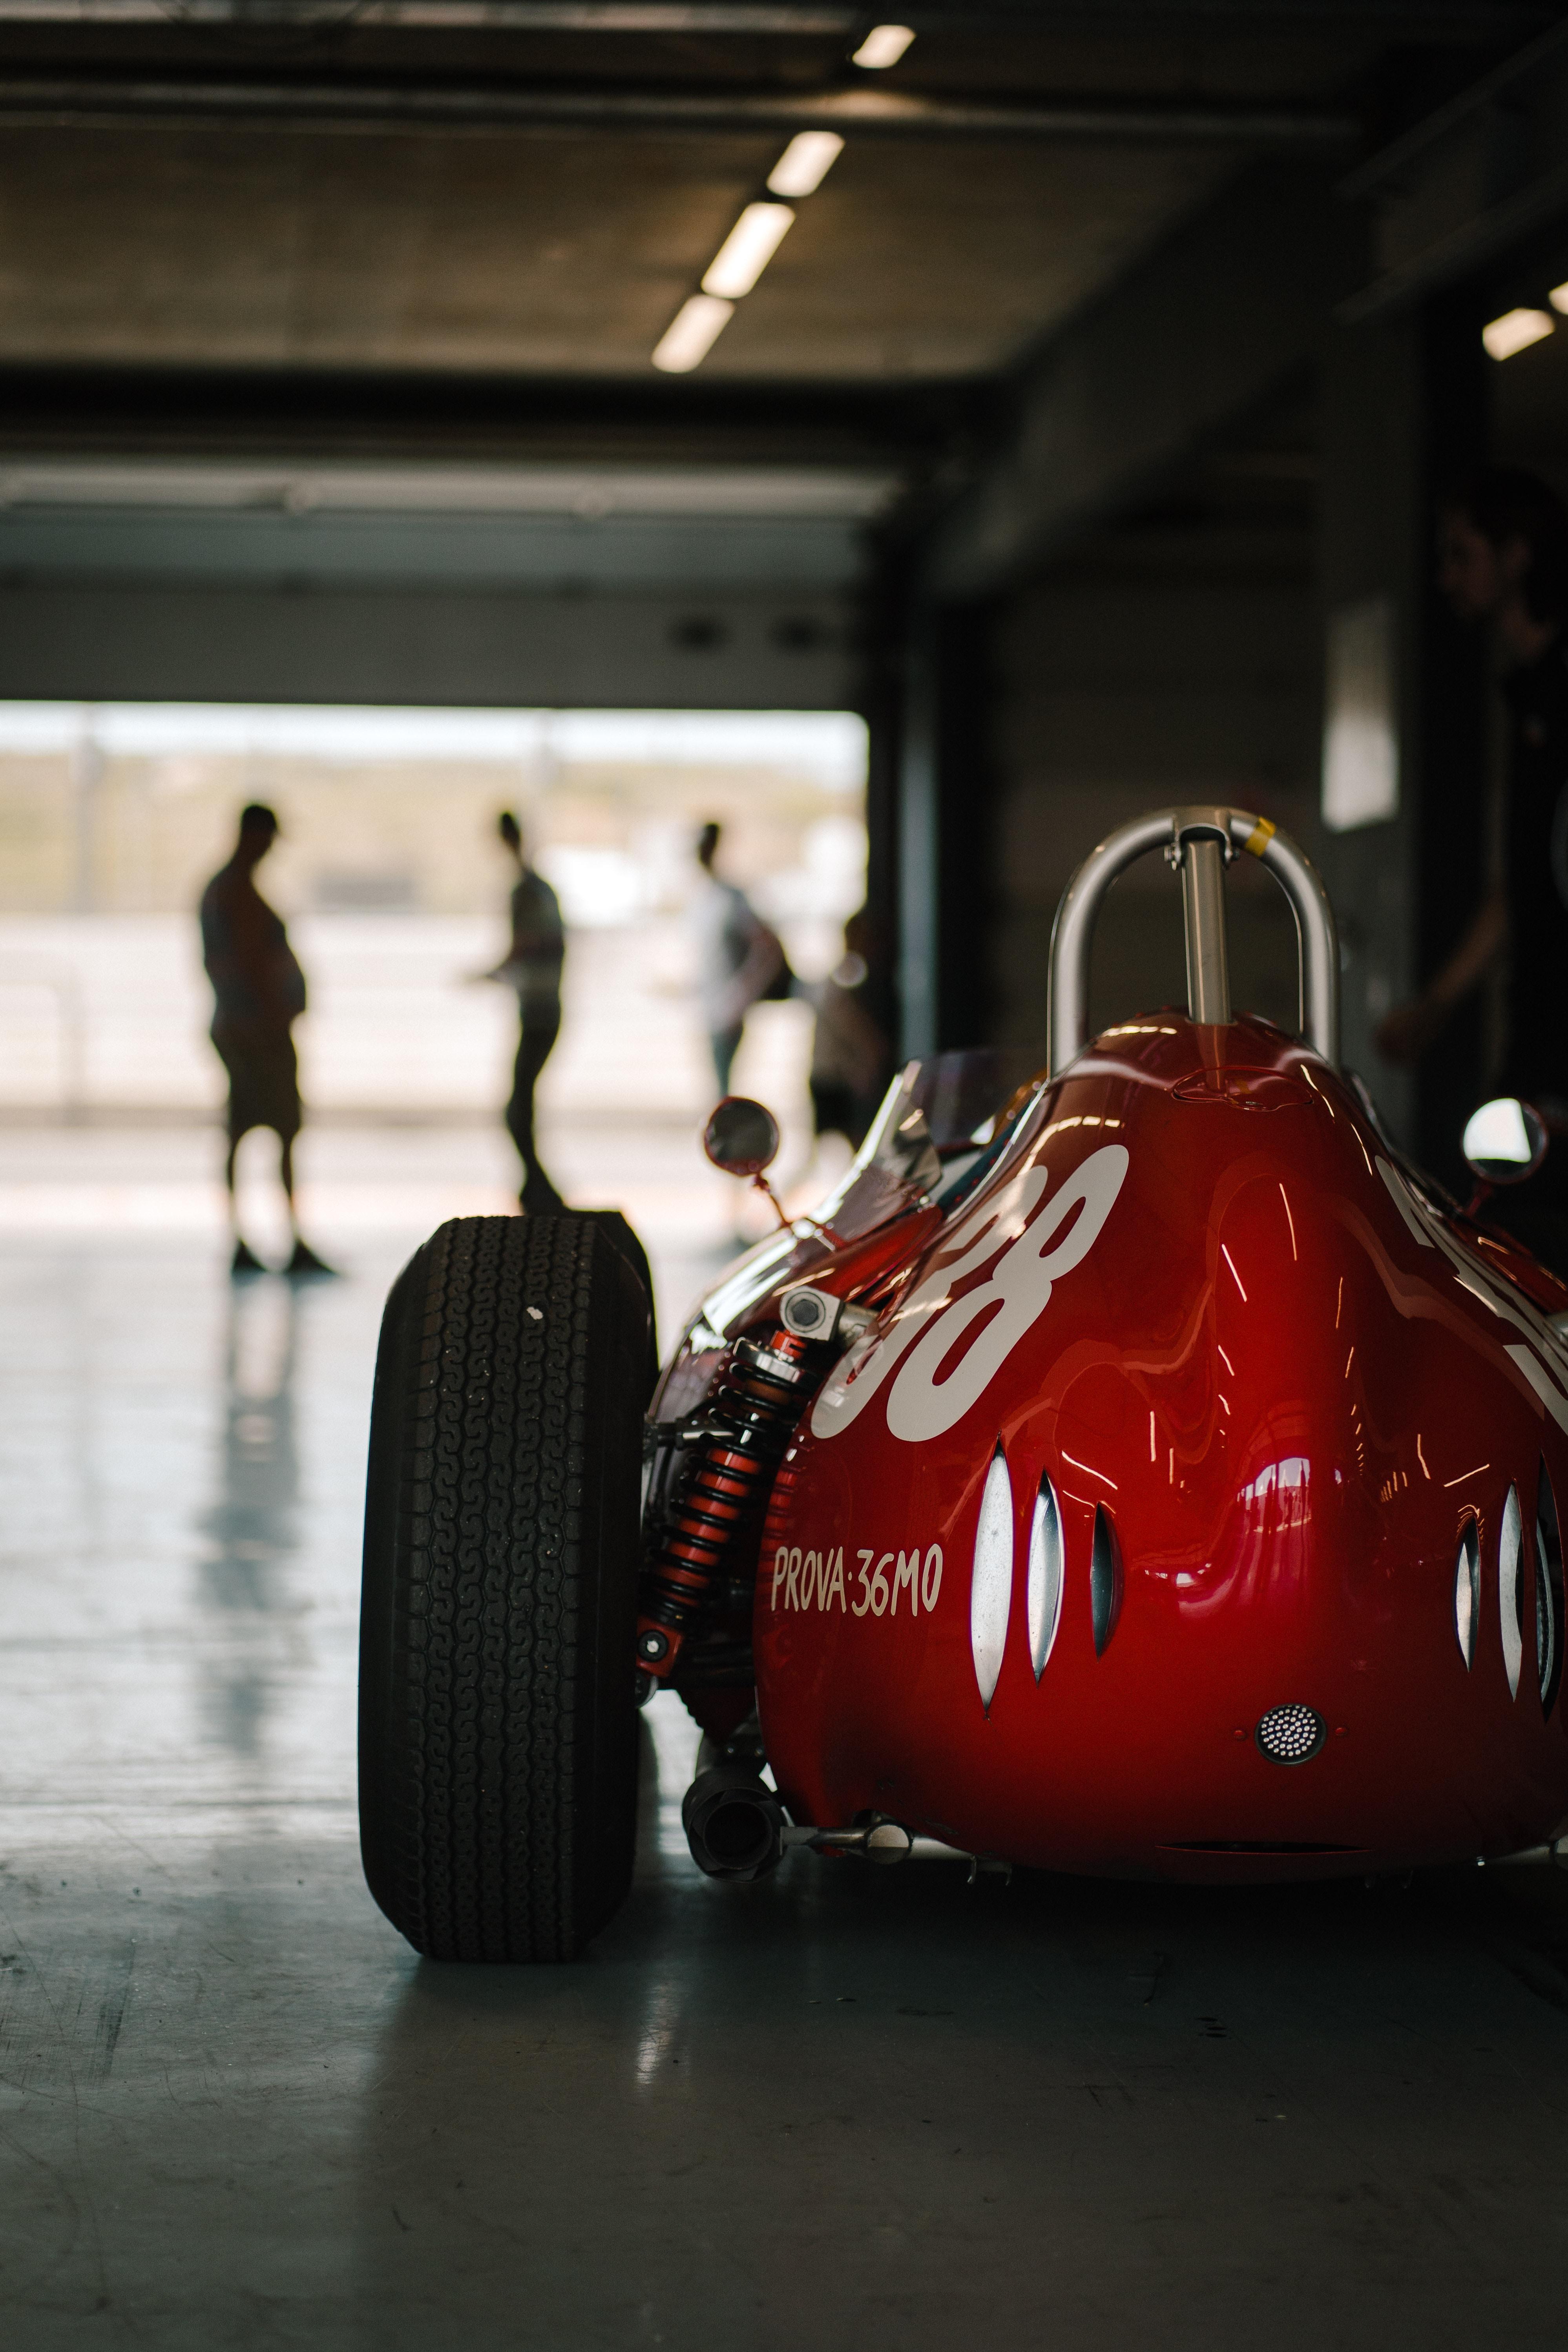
[[358, 1212, 650, 1960]]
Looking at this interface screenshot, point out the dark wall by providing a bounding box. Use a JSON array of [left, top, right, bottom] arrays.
[[922, 468, 1321, 1061], [882, 586, 1002, 1057], [0, 577, 859, 711], [1411, 295, 1492, 1187]]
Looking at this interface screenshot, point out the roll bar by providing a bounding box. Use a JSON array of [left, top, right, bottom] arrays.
[[1046, 805, 1340, 1077]]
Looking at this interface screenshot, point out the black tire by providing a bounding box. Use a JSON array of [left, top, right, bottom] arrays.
[[562, 1209, 658, 1400], [358, 1212, 650, 1961]]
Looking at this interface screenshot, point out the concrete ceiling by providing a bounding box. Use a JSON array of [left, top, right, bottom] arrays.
[[0, 1, 1543, 391], [0, 0, 1548, 634], [0, 124, 1240, 380]]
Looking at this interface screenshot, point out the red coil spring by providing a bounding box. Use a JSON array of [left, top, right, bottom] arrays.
[[635, 1327, 816, 1681]]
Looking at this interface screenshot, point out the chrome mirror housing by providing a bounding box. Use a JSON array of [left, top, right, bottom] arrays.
[[1462, 1097, 1548, 1189]]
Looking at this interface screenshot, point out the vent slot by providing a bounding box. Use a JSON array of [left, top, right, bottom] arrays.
[[1455, 1519, 1480, 1669], [1500, 1483, 1524, 1700], [1537, 1462, 1564, 1717], [970, 1448, 1013, 1713], [1028, 1475, 1064, 1680], [1090, 1505, 1122, 1656]]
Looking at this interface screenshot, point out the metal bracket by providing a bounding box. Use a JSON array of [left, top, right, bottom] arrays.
[[1046, 804, 1340, 1077], [781, 1817, 915, 1863]]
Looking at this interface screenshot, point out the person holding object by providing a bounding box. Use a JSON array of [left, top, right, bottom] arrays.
[[479, 811, 566, 1214], [690, 818, 790, 1096], [1378, 469, 1568, 1101], [199, 802, 335, 1278]]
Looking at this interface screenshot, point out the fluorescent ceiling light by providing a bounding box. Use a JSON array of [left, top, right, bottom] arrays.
[[767, 130, 844, 198], [852, 23, 914, 68], [702, 202, 795, 299], [1550, 281, 1568, 314], [1482, 307, 1554, 360], [652, 293, 733, 374]]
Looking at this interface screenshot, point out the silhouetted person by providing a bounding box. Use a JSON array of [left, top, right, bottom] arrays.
[[691, 818, 787, 1096], [808, 906, 891, 1149], [199, 803, 334, 1278], [1378, 468, 1568, 1261], [1378, 471, 1568, 1088], [482, 811, 566, 1213]]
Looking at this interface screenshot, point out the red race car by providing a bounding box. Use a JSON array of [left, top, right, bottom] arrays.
[[358, 805, 1568, 1961]]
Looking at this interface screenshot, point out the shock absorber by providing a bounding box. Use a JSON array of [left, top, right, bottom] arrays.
[[635, 1328, 820, 1685]]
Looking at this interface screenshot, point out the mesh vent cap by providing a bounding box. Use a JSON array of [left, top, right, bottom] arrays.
[[1255, 1703, 1326, 1766]]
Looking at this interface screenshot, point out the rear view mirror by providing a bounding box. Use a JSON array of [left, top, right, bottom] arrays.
[[703, 1096, 780, 1179], [703, 1095, 788, 1229], [1462, 1097, 1548, 1189]]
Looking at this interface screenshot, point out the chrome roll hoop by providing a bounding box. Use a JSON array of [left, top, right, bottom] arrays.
[[1046, 805, 1340, 1078]]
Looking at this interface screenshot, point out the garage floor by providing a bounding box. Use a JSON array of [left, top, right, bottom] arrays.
[[4, 1190, 1568, 2349]]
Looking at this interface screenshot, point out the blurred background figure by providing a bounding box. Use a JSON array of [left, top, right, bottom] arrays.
[[199, 802, 334, 1278], [807, 905, 892, 1152], [481, 809, 566, 1213], [690, 817, 790, 1097], [1376, 467, 1568, 1262]]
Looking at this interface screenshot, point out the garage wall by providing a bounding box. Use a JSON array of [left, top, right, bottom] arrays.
[[969, 517, 1322, 1059], [0, 577, 860, 710]]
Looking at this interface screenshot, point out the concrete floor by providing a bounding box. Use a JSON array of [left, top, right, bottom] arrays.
[[4, 1152, 1568, 2347]]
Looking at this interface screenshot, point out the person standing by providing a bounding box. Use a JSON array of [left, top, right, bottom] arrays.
[[690, 819, 787, 1097], [807, 905, 891, 1150], [199, 802, 334, 1278], [1376, 467, 1568, 1258], [483, 811, 566, 1214]]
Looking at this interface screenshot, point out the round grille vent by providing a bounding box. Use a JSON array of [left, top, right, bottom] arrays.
[[1255, 1703, 1326, 1766]]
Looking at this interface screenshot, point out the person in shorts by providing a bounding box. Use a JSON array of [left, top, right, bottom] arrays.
[[199, 803, 334, 1277]]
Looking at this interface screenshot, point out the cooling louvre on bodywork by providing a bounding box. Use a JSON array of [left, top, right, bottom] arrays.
[[1537, 1463, 1564, 1716]]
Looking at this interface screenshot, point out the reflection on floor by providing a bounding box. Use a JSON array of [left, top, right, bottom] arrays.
[[2, 1172, 1568, 2346]]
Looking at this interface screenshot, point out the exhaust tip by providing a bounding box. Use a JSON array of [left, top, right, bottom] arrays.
[[681, 1764, 785, 1880]]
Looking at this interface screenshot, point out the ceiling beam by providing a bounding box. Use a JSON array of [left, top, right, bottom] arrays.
[[1338, 20, 1568, 320], [0, 1, 1537, 27], [919, 158, 1345, 599], [0, 73, 1358, 142]]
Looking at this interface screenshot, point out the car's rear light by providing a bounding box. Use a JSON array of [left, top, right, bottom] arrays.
[[1500, 1483, 1524, 1699], [1028, 1475, 1064, 1680], [971, 1448, 1013, 1711], [1454, 1519, 1479, 1669], [1537, 1462, 1563, 1715], [1090, 1505, 1122, 1656]]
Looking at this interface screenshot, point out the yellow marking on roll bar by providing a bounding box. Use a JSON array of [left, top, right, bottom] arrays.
[[1242, 816, 1276, 858]]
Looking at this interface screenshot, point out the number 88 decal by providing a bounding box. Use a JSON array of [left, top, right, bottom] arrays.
[[810, 1144, 1130, 1446]]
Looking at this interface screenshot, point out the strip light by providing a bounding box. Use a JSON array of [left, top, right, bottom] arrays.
[[852, 23, 914, 68], [768, 130, 843, 197], [651, 128, 835, 373], [1482, 307, 1554, 361], [651, 293, 734, 374], [702, 201, 796, 299]]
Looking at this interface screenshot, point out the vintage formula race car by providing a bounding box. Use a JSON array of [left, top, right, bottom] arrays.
[[358, 805, 1568, 1962]]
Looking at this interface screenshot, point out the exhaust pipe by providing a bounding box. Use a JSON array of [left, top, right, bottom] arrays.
[[682, 1764, 785, 1880]]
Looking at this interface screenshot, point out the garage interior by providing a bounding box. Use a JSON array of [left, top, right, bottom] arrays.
[[4, 5, 1568, 2345]]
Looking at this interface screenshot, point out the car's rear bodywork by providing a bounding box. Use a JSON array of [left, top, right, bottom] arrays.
[[636, 807, 1568, 1883]]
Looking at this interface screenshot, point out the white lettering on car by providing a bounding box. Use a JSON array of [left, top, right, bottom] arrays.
[[809, 1145, 1130, 1446], [1377, 1154, 1568, 1433], [770, 1542, 943, 1616]]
